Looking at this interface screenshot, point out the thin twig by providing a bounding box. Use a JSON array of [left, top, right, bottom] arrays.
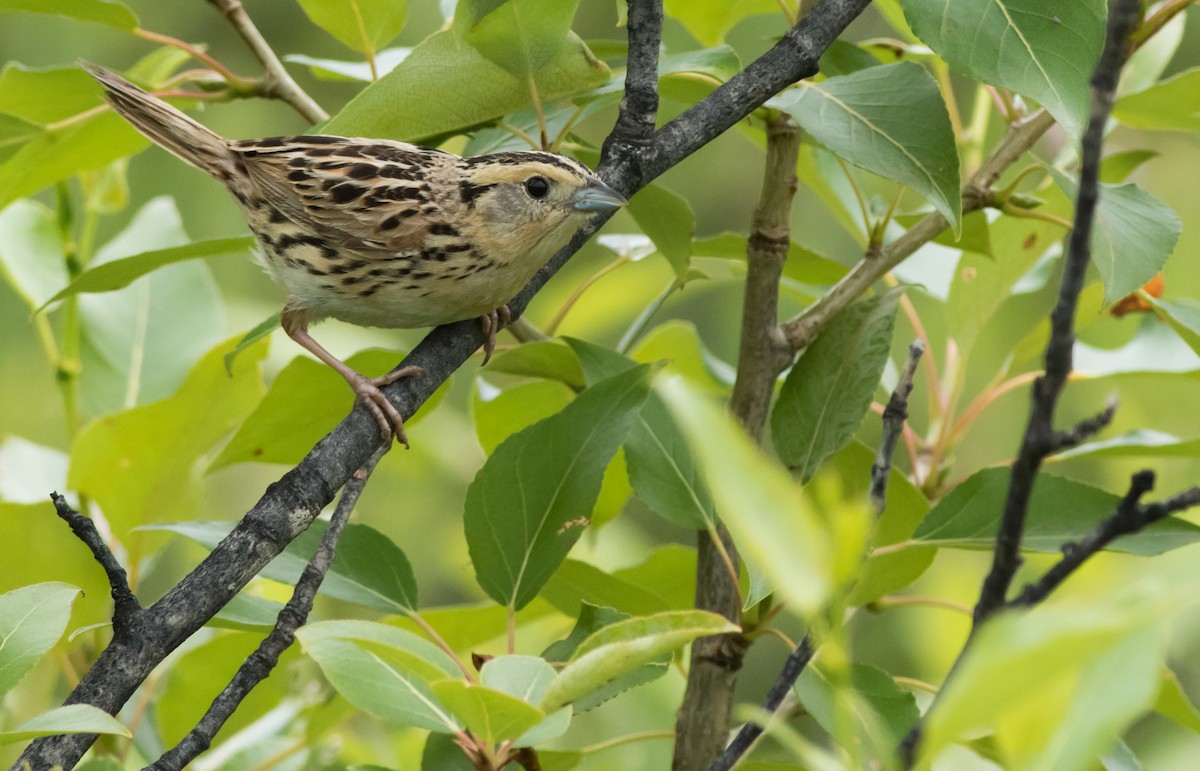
[[204, 0, 328, 123], [147, 447, 387, 770], [899, 1, 1147, 764], [1011, 475, 1200, 608], [709, 637, 814, 771], [871, 341, 925, 511], [971, 0, 1141, 628], [51, 493, 141, 629]]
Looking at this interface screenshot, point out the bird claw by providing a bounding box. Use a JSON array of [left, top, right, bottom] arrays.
[[479, 305, 511, 365], [349, 365, 424, 448]]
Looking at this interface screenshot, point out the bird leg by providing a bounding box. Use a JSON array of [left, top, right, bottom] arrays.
[[478, 305, 511, 365], [281, 306, 423, 447]]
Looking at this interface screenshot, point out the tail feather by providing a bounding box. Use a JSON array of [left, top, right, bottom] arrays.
[[81, 62, 235, 180]]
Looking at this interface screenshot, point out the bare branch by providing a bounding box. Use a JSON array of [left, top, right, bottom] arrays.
[[51, 493, 140, 628], [148, 447, 386, 770], [1011, 476, 1200, 608], [973, 0, 1142, 627], [899, 1, 1147, 764], [871, 340, 925, 511]]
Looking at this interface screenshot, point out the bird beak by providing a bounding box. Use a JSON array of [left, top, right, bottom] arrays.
[[572, 176, 627, 212]]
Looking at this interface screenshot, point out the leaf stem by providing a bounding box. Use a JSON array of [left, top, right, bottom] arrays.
[[546, 255, 630, 335]]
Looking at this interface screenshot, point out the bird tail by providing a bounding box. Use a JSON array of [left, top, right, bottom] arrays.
[[82, 62, 235, 179]]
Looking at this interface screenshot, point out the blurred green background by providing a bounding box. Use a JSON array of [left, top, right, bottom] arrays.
[[3, 2, 1200, 768]]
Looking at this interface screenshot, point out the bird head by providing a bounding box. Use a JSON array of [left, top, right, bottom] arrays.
[[456, 152, 626, 262]]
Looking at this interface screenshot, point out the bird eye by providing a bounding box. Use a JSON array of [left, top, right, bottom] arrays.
[[524, 176, 550, 199]]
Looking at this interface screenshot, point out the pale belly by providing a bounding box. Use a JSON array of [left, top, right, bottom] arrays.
[[254, 242, 538, 329]]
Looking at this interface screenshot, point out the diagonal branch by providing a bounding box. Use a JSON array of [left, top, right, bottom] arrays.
[[148, 447, 386, 770], [16, 2, 871, 768]]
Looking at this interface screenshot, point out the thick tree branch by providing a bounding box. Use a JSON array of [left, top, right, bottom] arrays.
[[17, 2, 870, 767], [674, 112, 801, 771], [204, 0, 329, 123], [147, 447, 385, 770]]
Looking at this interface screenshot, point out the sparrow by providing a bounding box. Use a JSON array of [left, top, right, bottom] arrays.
[[83, 63, 626, 446]]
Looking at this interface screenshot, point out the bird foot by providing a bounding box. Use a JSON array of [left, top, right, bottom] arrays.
[[479, 305, 512, 365], [347, 365, 424, 448]]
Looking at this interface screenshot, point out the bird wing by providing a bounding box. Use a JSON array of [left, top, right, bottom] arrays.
[[235, 136, 456, 258]]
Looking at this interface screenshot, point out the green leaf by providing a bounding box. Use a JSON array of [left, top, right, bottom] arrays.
[[297, 620, 462, 732], [0, 507, 110, 628], [324, 28, 608, 142], [920, 594, 1168, 770], [0, 0, 137, 29], [912, 468, 1200, 556], [156, 632, 291, 745], [0, 113, 40, 163], [0, 705, 129, 745], [541, 603, 668, 712], [0, 199, 68, 310], [473, 379, 574, 455], [827, 442, 934, 605], [1050, 429, 1200, 462], [459, 0, 579, 77], [213, 349, 443, 469], [662, 0, 778, 46], [1114, 68, 1200, 133], [902, 0, 1106, 141], [1154, 668, 1200, 733], [431, 679, 547, 744], [422, 733, 478, 771], [69, 337, 267, 541], [0, 583, 81, 697], [0, 66, 147, 209], [486, 340, 585, 389], [540, 559, 670, 618], [296, 0, 409, 53], [0, 437, 67, 504], [150, 520, 417, 613], [627, 184, 695, 283], [771, 62, 961, 231], [285, 48, 413, 82], [562, 336, 716, 529], [209, 592, 284, 631], [1048, 168, 1181, 305], [38, 236, 253, 311], [465, 364, 654, 609], [224, 313, 281, 374], [660, 378, 835, 615], [658, 46, 742, 83], [76, 197, 228, 418], [1148, 297, 1200, 357], [772, 289, 901, 482], [794, 663, 919, 761], [540, 610, 737, 713], [692, 232, 849, 287]]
